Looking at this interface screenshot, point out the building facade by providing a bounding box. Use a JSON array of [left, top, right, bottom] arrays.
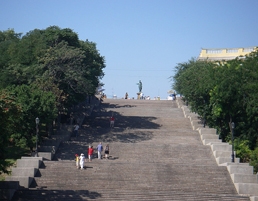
[[198, 47, 256, 61]]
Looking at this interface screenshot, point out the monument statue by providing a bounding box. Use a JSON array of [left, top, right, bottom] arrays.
[[137, 80, 142, 92]]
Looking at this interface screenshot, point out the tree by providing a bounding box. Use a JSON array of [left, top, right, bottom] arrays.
[[173, 59, 216, 124], [79, 40, 105, 95], [8, 84, 57, 150], [172, 49, 258, 171], [43, 26, 80, 47], [0, 26, 106, 171], [0, 90, 21, 173]]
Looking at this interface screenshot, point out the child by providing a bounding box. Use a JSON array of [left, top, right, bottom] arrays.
[[88, 146, 94, 162], [79, 153, 86, 169], [104, 144, 109, 159], [75, 154, 79, 169]]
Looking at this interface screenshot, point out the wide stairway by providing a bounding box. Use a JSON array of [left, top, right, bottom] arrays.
[[12, 99, 250, 200]]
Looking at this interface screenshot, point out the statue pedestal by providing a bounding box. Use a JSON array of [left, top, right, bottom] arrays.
[[137, 92, 141, 100]]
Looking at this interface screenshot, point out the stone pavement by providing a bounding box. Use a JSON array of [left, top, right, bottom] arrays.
[[11, 99, 250, 200]]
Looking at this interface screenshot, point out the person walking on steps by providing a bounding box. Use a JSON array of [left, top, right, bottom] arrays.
[[74, 123, 79, 138], [110, 116, 115, 128], [96, 142, 103, 159], [75, 154, 79, 169], [104, 144, 110, 159], [88, 145, 94, 162], [79, 153, 86, 169]]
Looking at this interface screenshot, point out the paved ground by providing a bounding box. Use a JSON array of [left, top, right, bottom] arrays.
[[56, 99, 210, 164], [12, 98, 250, 200]]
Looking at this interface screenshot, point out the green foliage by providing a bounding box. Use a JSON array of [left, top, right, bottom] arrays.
[[250, 147, 258, 173], [0, 26, 106, 173], [43, 26, 80, 47], [39, 41, 88, 105], [0, 146, 30, 177], [0, 90, 21, 173], [79, 40, 105, 95], [173, 59, 217, 128], [234, 139, 252, 163], [7, 84, 58, 149], [172, 49, 258, 170], [0, 29, 21, 56]]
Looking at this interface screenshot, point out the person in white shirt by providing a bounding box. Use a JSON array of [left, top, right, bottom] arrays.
[[79, 153, 85, 169]]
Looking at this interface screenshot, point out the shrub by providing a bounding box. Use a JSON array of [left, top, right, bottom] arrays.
[[250, 147, 258, 173], [234, 139, 252, 163]]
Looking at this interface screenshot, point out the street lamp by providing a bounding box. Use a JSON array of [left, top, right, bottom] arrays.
[[231, 122, 235, 162], [35, 117, 40, 156]]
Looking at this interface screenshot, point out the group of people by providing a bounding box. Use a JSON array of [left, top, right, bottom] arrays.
[[73, 114, 114, 170], [75, 142, 110, 169]]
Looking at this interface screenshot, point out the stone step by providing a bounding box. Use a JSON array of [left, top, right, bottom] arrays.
[[211, 143, 232, 152], [11, 167, 38, 177], [231, 173, 258, 183], [235, 183, 258, 196], [199, 128, 217, 135], [32, 182, 240, 194], [227, 164, 254, 174], [202, 139, 222, 145], [201, 134, 219, 140], [42, 158, 219, 166], [41, 160, 227, 168], [16, 158, 42, 168], [12, 189, 250, 201], [10, 100, 253, 200], [213, 151, 232, 158], [33, 161, 238, 195]]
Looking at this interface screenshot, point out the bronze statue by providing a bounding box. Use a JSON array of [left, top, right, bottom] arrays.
[[137, 80, 142, 92]]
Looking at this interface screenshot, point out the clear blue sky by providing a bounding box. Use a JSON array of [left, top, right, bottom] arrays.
[[1, 0, 258, 99]]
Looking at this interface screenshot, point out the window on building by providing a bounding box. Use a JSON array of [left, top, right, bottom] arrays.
[[226, 49, 238, 53], [206, 49, 222, 54], [243, 48, 253, 52]]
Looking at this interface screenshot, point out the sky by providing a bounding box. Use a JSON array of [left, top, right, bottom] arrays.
[[1, 0, 258, 99]]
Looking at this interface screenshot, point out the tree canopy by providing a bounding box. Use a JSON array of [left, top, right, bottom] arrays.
[[0, 26, 105, 173], [172, 50, 258, 172]]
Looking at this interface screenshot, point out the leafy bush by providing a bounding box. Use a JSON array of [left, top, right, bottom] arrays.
[[250, 147, 258, 173], [234, 139, 252, 163]]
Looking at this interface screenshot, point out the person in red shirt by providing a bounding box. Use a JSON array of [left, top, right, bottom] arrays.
[[110, 116, 115, 128], [88, 145, 94, 162]]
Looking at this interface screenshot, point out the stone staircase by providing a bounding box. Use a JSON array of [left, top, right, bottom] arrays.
[[11, 99, 250, 200]]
